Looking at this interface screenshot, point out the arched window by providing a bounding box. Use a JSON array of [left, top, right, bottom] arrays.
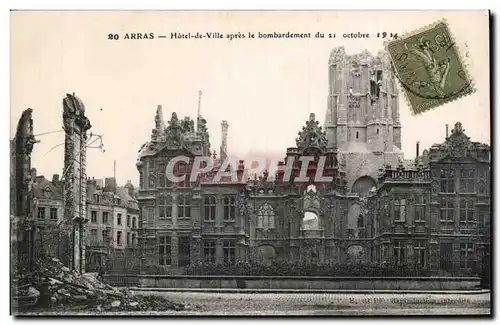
[[357, 214, 364, 228], [376, 128, 379, 135], [257, 203, 275, 230], [204, 196, 216, 221], [356, 131, 359, 139]]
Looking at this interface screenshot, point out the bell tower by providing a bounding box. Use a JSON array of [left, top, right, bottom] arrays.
[[324, 47, 403, 194]]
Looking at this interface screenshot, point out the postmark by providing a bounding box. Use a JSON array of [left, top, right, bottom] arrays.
[[386, 19, 475, 115]]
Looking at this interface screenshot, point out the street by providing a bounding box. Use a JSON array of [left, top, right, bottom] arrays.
[[126, 291, 491, 316]]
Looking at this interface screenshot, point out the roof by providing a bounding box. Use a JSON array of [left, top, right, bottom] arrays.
[[32, 176, 63, 200]]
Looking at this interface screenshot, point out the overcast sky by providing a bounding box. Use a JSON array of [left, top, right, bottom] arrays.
[[10, 10, 490, 187]]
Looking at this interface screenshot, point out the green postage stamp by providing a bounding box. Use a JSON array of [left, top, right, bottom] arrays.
[[386, 19, 475, 115]]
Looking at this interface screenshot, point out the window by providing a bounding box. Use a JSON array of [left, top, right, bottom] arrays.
[[127, 215, 131, 227], [102, 212, 109, 224], [94, 194, 101, 203], [50, 208, 58, 220], [414, 196, 426, 222], [102, 230, 109, 243], [357, 215, 364, 228], [477, 207, 489, 228], [257, 203, 275, 230], [90, 229, 98, 241], [158, 164, 167, 187], [460, 199, 475, 224], [117, 214, 122, 225], [127, 232, 131, 245], [376, 128, 379, 135], [179, 237, 191, 267], [159, 236, 172, 266], [44, 188, 51, 198], [460, 243, 475, 269], [159, 195, 172, 219], [356, 131, 359, 139], [414, 240, 427, 268], [117, 231, 122, 246], [178, 195, 191, 219], [204, 240, 216, 263], [459, 169, 476, 193], [37, 207, 45, 220], [223, 240, 236, 264], [204, 196, 216, 221], [440, 169, 455, 193], [223, 196, 236, 221], [131, 233, 136, 246], [393, 240, 406, 265], [440, 198, 455, 223], [91, 211, 97, 223], [440, 243, 453, 271], [393, 199, 406, 222], [132, 217, 137, 228]]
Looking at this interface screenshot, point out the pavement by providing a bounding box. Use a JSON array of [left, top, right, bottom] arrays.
[[126, 290, 491, 316]]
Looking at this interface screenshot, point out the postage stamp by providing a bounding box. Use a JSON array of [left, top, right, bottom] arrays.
[[386, 19, 475, 115]]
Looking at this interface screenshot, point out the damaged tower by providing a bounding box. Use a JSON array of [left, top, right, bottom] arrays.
[[62, 93, 92, 272], [220, 120, 229, 163], [324, 47, 404, 196]]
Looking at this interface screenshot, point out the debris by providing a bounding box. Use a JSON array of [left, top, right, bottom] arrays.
[[14, 253, 185, 312]]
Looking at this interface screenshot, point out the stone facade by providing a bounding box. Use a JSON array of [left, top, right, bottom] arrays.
[[324, 47, 403, 194], [134, 49, 490, 277], [369, 122, 490, 275]]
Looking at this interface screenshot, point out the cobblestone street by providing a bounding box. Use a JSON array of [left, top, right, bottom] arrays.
[[127, 291, 491, 316]]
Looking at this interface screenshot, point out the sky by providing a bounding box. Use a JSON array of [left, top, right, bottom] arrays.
[[10, 10, 490, 187]]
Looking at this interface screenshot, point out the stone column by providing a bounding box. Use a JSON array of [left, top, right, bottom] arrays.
[[190, 186, 202, 264], [216, 238, 223, 264], [171, 191, 179, 268]]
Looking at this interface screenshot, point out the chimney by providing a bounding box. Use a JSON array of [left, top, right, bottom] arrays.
[[52, 174, 60, 184], [445, 124, 449, 138], [416, 141, 420, 158]]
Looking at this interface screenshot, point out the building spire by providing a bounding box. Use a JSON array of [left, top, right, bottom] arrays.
[[220, 120, 229, 163], [196, 90, 202, 132], [151, 105, 165, 142]]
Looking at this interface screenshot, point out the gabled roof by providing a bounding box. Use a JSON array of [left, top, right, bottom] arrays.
[[32, 176, 63, 200]]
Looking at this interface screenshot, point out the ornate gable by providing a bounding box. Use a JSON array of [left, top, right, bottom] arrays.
[[430, 122, 490, 163], [295, 113, 328, 152]]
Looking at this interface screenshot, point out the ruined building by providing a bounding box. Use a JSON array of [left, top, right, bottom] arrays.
[[133, 49, 490, 276]]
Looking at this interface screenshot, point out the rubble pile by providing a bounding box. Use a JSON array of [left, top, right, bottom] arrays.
[[15, 256, 185, 312]]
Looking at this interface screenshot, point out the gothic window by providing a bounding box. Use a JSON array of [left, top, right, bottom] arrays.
[[204, 196, 216, 221], [440, 169, 455, 193], [414, 240, 427, 268], [460, 243, 475, 269], [393, 240, 406, 265], [223, 196, 236, 221], [414, 196, 426, 222], [459, 199, 475, 225], [392, 199, 406, 222], [159, 236, 171, 266], [257, 203, 275, 230], [440, 243, 453, 271], [178, 195, 191, 219], [178, 237, 191, 267], [357, 215, 364, 228], [131, 233, 136, 246], [223, 240, 236, 264], [439, 198, 455, 223], [459, 169, 476, 193], [204, 240, 216, 263]]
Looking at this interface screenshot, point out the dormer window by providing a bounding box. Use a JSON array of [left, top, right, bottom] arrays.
[[94, 194, 101, 203], [44, 187, 51, 198]]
